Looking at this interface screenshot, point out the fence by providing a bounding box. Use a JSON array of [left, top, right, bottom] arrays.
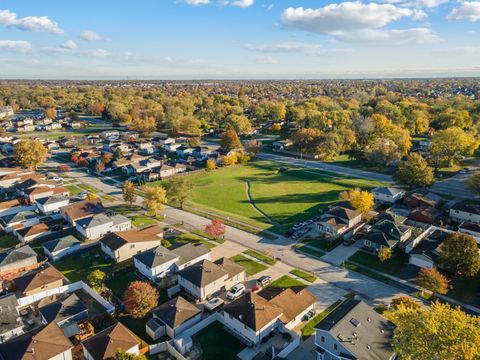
[[167, 284, 181, 298], [277, 334, 301, 358], [149, 341, 187, 360]]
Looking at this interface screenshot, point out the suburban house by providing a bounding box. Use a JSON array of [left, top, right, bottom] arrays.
[[314, 299, 395, 360], [362, 219, 412, 252], [407, 207, 442, 226], [316, 206, 363, 238], [60, 199, 106, 226], [0, 198, 35, 217], [12, 265, 64, 297], [24, 186, 69, 204], [0, 293, 23, 343], [134, 242, 211, 281], [403, 190, 442, 209], [165, 143, 182, 153], [459, 222, 480, 242], [450, 201, 480, 224], [0, 210, 39, 233], [177, 258, 246, 301], [408, 228, 451, 269], [371, 187, 406, 204], [36, 195, 70, 215], [100, 225, 163, 263], [272, 139, 293, 152], [39, 293, 89, 338], [0, 322, 73, 360], [221, 286, 316, 345], [42, 235, 81, 260], [0, 245, 38, 277], [76, 212, 131, 240], [82, 322, 140, 360], [14, 222, 51, 243], [146, 296, 202, 340]]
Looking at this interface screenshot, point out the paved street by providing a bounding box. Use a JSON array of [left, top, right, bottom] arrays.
[[431, 169, 479, 199], [258, 152, 393, 182]]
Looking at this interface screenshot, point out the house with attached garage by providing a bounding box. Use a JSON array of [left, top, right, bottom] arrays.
[[36, 195, 70, 215], [81, 322, 140, 360], [146, 296, 202, 340], [0, 210, 39, 233], [11, 265, 65, 297], [177, 258, 245, 301], [0, 322, 73, 360], [134, 242, 211, 281], [76, 212, 131, 240], [42, 235, 81, 261], [314, 298, 396, 360], [60, 198, 106, 226], [221, 286, 316, 345], [371, 186, 406, 204], [316, 206, 363, 238], [100, 225, 163, 263], [450, 201, 480, 224], [0, 245, 38, 277], [403, 189, 442, 209], [361, 219, 412, 253], [14, 222, 51, 243]]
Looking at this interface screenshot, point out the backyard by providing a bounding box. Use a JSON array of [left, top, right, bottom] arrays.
[[54, 248, 115, 282], [193, 321, 245, 360], [183, 160, 383, 232]]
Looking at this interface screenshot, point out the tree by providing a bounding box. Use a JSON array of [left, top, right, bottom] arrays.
[[86, 270, 106, 290], [339, 188, 373, 214], [390, 296, 421, 310], [14, 139, 48, 170], [378, 247, 392, 262], [44, 107, 57, 119], [115, 350, 145, 360], [364, 138, 401, 166], [205, 219, 226, 238], [386, 301, 480, 360], [86, 192, 97, 200], [225, 114, 252, 134], [416, 267, 448, 294], [123, 180, 136, 206], [222, 153, 238, 166], [439, 233, 480, 277], [395, 153, 434, 188], [164, 177, 193, 209], [123, 281, 159, 319], [161, 239, 172, 248], [206, 159, 216, 171], [76, 158, 89, 167], [430, 127, 479, 167], [142, 186, 167, 215], [57, 164, 70, 172], [244, 140, 263, 158], [131, 115, 157, 136], [466, 172, 480, 196], [221, 130, 242, 151]]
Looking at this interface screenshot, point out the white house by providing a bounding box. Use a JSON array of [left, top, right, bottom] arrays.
[[36, 195, 70, 215], [371, 186, 406, 204], [146, 296, 202, 340], [76, 213, 131, 240], [450, 202, 480, 224], [134, 242, 211, 281], [316, 206, 363, 238], [0, 210, 39, 233], [42, 235, 81, 261]]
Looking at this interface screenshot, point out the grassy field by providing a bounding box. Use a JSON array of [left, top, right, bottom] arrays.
[[231, 254, 268, 275], [131, 215, 156, 228], [349, 250, 409, 276], [186, 160, 383, 232]]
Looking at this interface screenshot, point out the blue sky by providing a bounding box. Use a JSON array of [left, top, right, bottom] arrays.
[[0, 0, 479, 78]]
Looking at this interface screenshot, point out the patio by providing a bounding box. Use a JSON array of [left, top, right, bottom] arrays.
[[237, 330, 298, 360]]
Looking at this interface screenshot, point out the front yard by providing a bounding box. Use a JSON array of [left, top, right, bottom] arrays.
[[193, 321, 245, 360], [270, 275, 306, 288], [348, 250, 409, 276], [231, 254, 268, 275], [243, 249, 276, 265]]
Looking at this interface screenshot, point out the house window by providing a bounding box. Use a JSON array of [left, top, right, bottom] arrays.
[[334, 344, 338, 351], [130, 244, 135, 249], [365, 240, 372, 247], [321, 336, 325, 342]]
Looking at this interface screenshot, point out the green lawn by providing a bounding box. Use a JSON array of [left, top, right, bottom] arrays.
[[270, 275, 306, 288], [349, 250, 409, 276], [231, 254, 268, 275], [327, 154, 393, 175], [54, 248, 114, 282], [64, 184, 83, 195], [131, 215, 156, 228], [304, 237, 343, 252], [169, 233, 217, 249], [184, 160, 384, 232], [343, 262, 390, 283], [107, 205, 143, 214], [0, 233, 19, 250], [243, 249, 277, 265], [290, 269, 316, 283], [105, 267, 139, 299], [446, 273, 480, 306], [302, 300, 342, 339], [294, 244, 325, 258], [193, 321, 245, 360]]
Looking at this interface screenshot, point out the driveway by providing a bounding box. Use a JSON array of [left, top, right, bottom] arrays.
[[257, 152, 392, 182], [320, 242, 360, 266]]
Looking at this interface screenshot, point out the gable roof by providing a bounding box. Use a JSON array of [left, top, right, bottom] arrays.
[[0, 293, 20, 333], [134, 245, 179, 268], [372, 186, 404, 197], [327, 206, 362, 222], [81, 322, 139, 360], [363, 219, 410, 248], [178, 259, 228, 287], [315, 299, 395, 360], [39, 293, 87, 324], [42, 235, 80, 253], [214, 257, 245, 278], [100, 225, 163, 251], [0, 245, 37, 268], [60, 198, 105, 222], [451, 202, 480, 216], [1, 210, 37, 225], [14, 265, 63, 294], [172, 242, 211, 267], [36, 195, 69, 206], [15, 223, 49, 238], [0, 322, 72, 360], [152, 296, 201, 329]]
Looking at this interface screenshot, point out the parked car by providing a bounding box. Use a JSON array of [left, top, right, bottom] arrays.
[[77, 191, 88, 200], [343, 238, 355, 246], [292, 223, 304, 231], [51, 176, 63, 182], [256, 275, 272, 287], [227, 284, 246, 300], [204, 297, 224, 312]]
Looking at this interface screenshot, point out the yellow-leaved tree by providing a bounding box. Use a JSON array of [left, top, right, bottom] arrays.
[[142, 186, 167, 216], [14, 139, 48, 170], [339, 187, 374, 214]]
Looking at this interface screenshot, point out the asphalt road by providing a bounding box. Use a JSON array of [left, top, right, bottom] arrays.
[[257, 152, 393, 183]]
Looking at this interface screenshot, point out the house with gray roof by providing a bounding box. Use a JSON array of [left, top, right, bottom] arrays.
[[134, 242, 211, 281], [314, 299, 395, 360], [0, 245, 38, 276], [35, 195, 69, 215], [372, 186, 406, 204], [76, 213, 131, 240], [42, 235, 81, 261], [0, 210, 39, 233], [362, 219, 412, 253], [0, 293, 23, 343]]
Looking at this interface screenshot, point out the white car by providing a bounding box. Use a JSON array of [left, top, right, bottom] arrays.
[[204, 297, 224, 312], [227, 284, 245, 300], [77, 191, 88, 200], [52, 176, 63, 182]]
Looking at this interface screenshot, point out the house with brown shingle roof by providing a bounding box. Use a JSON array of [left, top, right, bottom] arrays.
[[14, 222, 51, 243], [12, 265, 64, 297], [221, 286, 316, 345], [60, 198, 105, 226], [316, 205, 363, 238], [0, 322, 73, 360], [100, 225, 163, 262], [81, 322, 140, 360]]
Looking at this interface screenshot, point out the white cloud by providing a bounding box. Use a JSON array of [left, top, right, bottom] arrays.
[[447, 1, 480, 21], [0, 9, 63, 34], [60, 40, 78, 50], [89, 49, 110, 58], [335, 27, 442, 44], [80, 30, 108, 41], [182, 0, 210, 5], [281, 3, 420, 34], [253, 56, 278, 64], [414, 0, 448, 8], [0, 40, 32, 52], [223, 0, 254, 8], [435, 46, 480, 55], [242, 42, 353, 56]]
